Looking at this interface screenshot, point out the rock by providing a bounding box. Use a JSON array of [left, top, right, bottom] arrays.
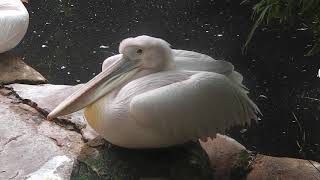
[[0, 87, 82, 180], [8, 83, 82, 111], [7, 83, 95, 141], [200, 134, 320, 180], [200, 134, 253, 180], [247, 155, 320, 180], [0, 53, 47, 84]]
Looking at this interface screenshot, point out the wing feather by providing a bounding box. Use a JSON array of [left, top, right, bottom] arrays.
[[102, 50, 244, 84], [130, 72, 259, 144], [173, 49, 234, 75], [173, 49, 244, 85]]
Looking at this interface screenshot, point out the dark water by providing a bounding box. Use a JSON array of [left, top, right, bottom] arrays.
[[14, 0, 320, 161]]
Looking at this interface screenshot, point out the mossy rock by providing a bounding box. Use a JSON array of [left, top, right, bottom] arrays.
[[71, 139, 213, 180]]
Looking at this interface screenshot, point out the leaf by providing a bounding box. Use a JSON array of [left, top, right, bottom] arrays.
[[306, 39, 320, 56], [240, 0, 250, 5], [301, 0, 315, 14], [242, 5, 272, 52]]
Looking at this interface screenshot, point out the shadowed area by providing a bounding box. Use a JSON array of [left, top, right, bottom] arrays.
[[71, 139, 213, 180]]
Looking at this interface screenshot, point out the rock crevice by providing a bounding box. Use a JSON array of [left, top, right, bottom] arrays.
[[1, 85, 86, 138]]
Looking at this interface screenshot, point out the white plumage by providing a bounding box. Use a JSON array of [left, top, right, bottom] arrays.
[[0, 0, 29, 53], [48, 35, 260, 148]]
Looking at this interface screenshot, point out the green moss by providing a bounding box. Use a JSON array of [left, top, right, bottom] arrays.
[[230, 150, 256, 180]]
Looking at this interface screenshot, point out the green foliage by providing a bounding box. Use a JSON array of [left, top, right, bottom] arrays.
[[242, 0, 320, 56]]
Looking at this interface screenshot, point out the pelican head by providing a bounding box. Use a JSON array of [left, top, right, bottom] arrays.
[[48, 35, 174, 119], [119, 35, 173, 70]]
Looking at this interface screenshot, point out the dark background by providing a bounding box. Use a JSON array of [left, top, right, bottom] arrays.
[[13, 0, 320, 161]]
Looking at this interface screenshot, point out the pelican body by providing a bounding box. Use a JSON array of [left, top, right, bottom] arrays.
[[0, 0, 29, 53], [48, 35, 260, 148]]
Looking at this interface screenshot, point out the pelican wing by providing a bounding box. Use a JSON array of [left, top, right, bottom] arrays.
[[130, 72, 259, 143], [173, 49, 243, 84]]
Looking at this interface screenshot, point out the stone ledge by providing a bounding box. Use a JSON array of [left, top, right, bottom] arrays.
[[0, 53, 47, 85]]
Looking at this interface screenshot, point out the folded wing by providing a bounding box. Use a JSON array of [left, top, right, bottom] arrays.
[[130, 72, 259, 144]]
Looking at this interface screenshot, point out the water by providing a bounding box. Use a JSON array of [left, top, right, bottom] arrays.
[[13, 0, 320, 161]]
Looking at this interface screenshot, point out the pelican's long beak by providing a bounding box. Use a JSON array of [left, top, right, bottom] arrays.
[[47, 54, 141, 120]]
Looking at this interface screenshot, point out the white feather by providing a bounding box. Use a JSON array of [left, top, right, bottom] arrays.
[[129, 72, 259, 147]]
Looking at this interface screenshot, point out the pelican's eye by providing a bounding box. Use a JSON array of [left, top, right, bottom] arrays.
[[136, 49, 143, 54]]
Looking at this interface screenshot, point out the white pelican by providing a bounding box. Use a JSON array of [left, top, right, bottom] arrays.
[[48, 35, 260, 148], [0, 0, 29, 53]]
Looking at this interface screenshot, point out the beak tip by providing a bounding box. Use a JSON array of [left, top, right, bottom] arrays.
[[47, 113, 54, 121]]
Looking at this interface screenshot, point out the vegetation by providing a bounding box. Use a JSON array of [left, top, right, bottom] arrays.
[[243, 0, 320, 56]]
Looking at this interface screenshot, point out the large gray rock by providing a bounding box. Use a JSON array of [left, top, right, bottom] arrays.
[[0, 87, 81, 180], [0, 53, 47, 84], [8, 83, 88, 135]]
